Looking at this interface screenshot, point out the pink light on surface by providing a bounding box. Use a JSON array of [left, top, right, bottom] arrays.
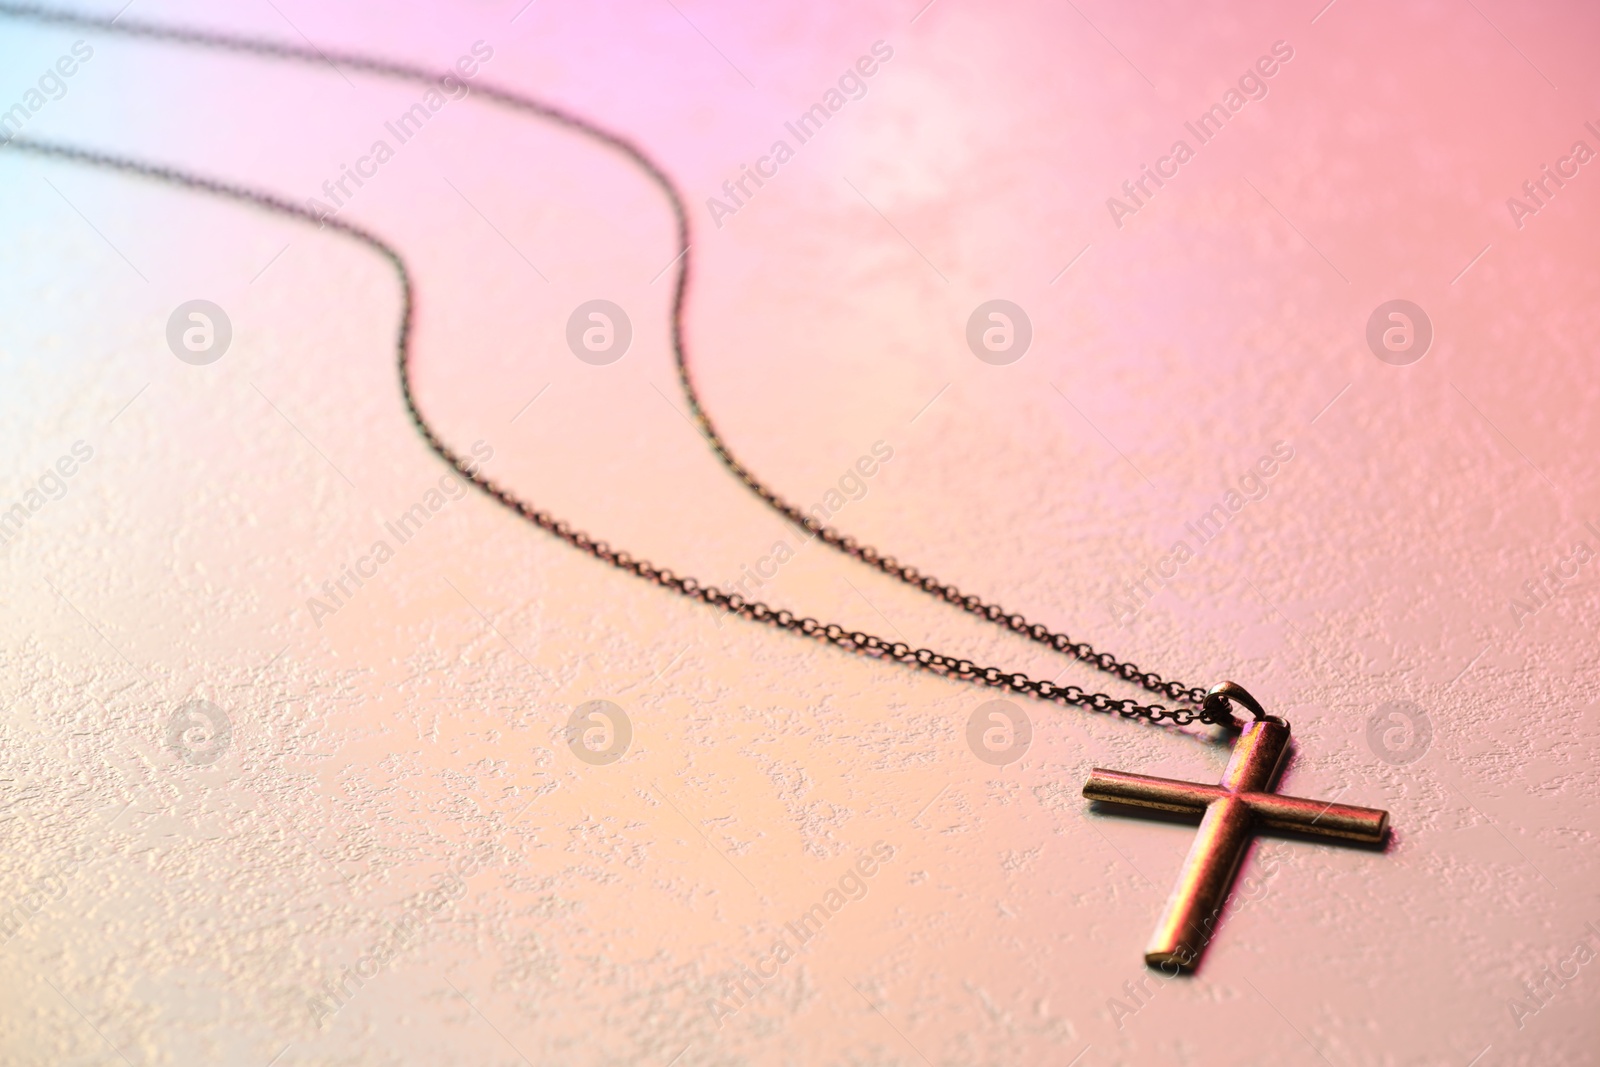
[[0, 1, 1597, 1064]]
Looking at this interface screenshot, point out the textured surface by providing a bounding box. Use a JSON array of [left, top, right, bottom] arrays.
[[2, 1, 1598, 1064]]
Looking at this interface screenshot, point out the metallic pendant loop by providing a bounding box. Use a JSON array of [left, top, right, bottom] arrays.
[[1202, 681, 1286, 729]]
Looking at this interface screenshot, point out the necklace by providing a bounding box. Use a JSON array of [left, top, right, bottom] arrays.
[[0, 3, 1390, 972]]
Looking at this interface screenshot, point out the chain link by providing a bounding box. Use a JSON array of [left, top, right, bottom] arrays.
[[0, 3, 1216, 727]]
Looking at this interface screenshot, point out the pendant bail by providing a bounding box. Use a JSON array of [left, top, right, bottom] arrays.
[[1202, 681, 1286, 730]]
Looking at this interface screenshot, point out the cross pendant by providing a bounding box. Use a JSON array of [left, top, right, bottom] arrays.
[[1083, 711, 1389, 972]]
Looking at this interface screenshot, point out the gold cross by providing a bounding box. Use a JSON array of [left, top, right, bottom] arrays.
[[1083, 693, 1389, 972]]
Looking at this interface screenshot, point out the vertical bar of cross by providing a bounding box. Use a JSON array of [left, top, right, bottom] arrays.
[[1143, 719, 1290, 970]]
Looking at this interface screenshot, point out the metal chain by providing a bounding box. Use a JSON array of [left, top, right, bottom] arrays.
[[674, 397, 1209, 717], [0, 4, 1216, 727]]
